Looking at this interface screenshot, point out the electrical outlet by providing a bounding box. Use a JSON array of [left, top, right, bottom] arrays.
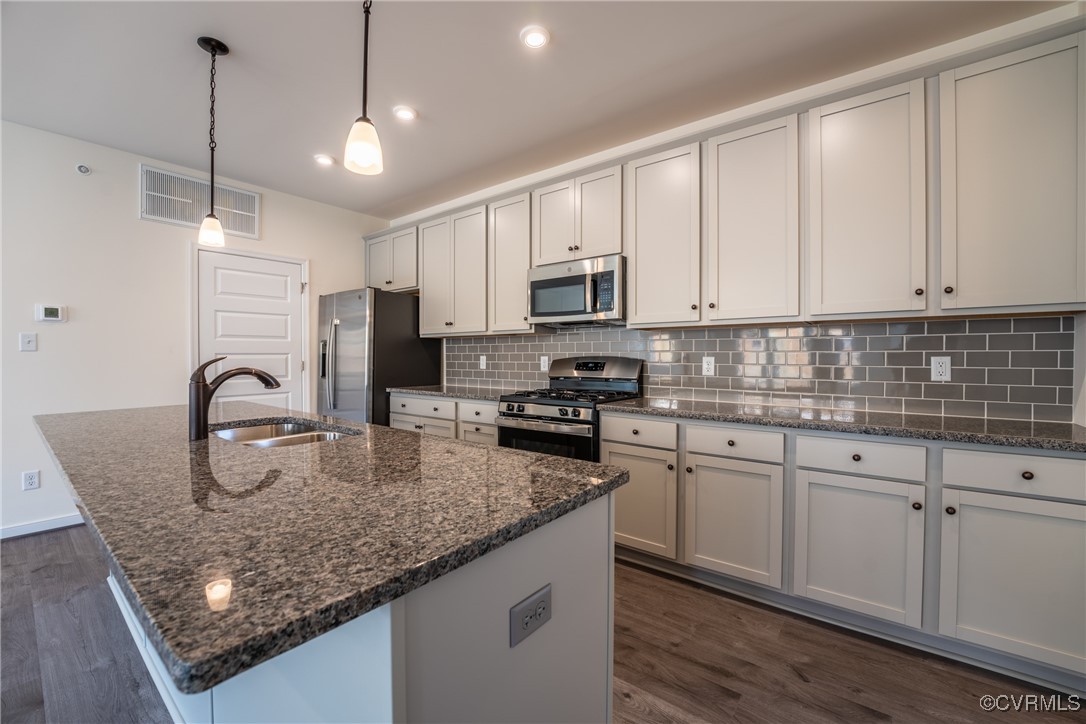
[[509, 583, 552, 647], [701, 356, 715, 375], [540, 355, 549, 372], [479, 355, 486, 370], [931, 356, 952, 382], [19, 332, 38, 352], [22, 470, 41, 491]]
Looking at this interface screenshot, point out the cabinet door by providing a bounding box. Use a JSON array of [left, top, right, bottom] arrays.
[[389, 412, 419, 432], [389, 227, 418, 290], [450, 206, 488, 334], [601, 441, 678, 559], [421, 418, 457, 438], [458, 423, 498, 446], [488, 193, 532, 333], [940, 34, 1085, 309], [366, 234, 391, 289], [625, 144, 701, 325], [532, 179, 575, 266], [706, 117, 799, 321], [574, 166, 622, 259], [809, 80, 926, 315], [419, 218, 452, 335], [940, 489, 1085, 673], [794, 470, 925, 627], [684, 454, 783, 588]]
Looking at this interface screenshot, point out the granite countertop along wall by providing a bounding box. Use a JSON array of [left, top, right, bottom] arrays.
[[33, 402, 627, 694], [599, 398, 1086, 453], [387, 384, 504, 402]]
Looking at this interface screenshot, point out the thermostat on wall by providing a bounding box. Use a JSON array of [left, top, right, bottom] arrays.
[[35, 304, 67, 322]]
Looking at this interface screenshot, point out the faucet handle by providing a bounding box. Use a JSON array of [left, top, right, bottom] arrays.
[[190, 356, 228, 383]]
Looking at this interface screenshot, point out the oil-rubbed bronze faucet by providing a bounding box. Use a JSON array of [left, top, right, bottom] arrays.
[[189, 356, 281, 441]]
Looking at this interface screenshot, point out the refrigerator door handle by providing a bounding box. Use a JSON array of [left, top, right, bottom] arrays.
[[328, 318, 339, 409], [319, 340, 328, 379]]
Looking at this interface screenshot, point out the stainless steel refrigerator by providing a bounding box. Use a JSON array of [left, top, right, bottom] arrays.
[[317, 288, 441, 425]]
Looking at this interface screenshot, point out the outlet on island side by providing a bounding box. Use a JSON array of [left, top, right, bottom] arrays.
[[509, 583, 552, 647], [930, 356, 952, 382], [22, 470, 41, 491]]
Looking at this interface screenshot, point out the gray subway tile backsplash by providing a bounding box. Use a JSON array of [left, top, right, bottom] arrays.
[[444, 316, 1079, 422]]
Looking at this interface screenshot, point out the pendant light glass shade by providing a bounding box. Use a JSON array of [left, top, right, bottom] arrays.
[[198, 213, 225, 247], [344, 116, 383, 175]]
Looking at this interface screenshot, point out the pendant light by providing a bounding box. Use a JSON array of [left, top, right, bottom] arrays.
[[344, 0, 383, 175], [197, 36, 229, 247]]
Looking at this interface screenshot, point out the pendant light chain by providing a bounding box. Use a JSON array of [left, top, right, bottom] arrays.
[[208, 49, 218, 215], [362, 0, 372, 119]]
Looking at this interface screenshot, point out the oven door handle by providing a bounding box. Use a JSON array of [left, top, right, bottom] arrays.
[[495, 417, 595, 437]]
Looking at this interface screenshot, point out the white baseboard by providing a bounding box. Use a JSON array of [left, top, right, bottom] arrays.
[[1, 512, 84, 540]]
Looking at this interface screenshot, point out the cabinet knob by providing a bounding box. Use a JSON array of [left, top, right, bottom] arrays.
[[632, 429, 639, 435], [852, 453, 862, 461], [944, 286, 954, 294], [401, 403, 406, 408], [523, 316, 528, 322], [475, 426, 481, 432], [568, 246, 574, 252], [387, 280, 393, 285], [415, 424, 423, 430], [709, 303, 716, 309], [912, 502, 923, 511], [914, 288, 924, 296], [691, 304, 698, 310], [574, 245, 580, 251], [433, 407, 439, 412], [686, 467, 693, 473], [946, 506, 957, 515], [667, 464, 674, 471], [474, 410, 481, 416], [727, 440, 735, 447], [1021, 471, 1035, 481]]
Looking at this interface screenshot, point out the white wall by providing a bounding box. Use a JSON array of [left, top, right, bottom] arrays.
[[1, 122, 387, 534]]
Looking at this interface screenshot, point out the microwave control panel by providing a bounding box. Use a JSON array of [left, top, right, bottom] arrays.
[[592, 271, 615, 312]]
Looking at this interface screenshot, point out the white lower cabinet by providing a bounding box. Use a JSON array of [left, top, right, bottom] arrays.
[[684, 453, 783, 588], [601, 440, 678, 559], [939, 488, 1086, 674], [458, 423, 497, 446], [389, 412, 456, 439], [793, 469, 925, 627]]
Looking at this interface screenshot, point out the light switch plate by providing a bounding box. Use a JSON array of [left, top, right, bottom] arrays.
[[479, 355, 486, 370], [19, 333, 38, 352]]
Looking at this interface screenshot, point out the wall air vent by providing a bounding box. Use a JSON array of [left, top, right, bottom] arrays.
[[140, 164, 260, 239]]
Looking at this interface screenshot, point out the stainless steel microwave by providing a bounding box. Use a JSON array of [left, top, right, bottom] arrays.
[[527, 254, 625, 326]]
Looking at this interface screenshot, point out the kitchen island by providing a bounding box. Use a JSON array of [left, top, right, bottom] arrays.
[[34, 401, 628, 723]]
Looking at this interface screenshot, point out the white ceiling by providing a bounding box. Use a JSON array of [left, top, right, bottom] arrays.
[[1, 1, 1060, 221]]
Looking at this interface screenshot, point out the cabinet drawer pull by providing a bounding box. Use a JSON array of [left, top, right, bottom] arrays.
[[691, 304, 698, 310], [433, 407, 439, 412], [946, 506, 957, 515], [415, 424, 423, 430], [631, 429, 639, 435], [708, 303, 716, 309], [727, 440, 735, 447], [686, 466, 693, 473], [523, 316, 528, 321], [912, 502, 923, 510], [944, 286, 954, 294], [568, 246, 574, 252], [1021, 471, 1035, 480], [474, 410, 481, 416], [852, 453, 862, 461], [667, 464, 674, 471], [474, 426, 481, 432], [573, 245, 580, 251], [914, 288, 924, 296], [401, 403, 406, 408]]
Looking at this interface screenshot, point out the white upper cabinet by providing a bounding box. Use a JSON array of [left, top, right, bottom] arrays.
[[366, 227, 418, 292], [449, 206, 488, 335], [418, 218, 452, 336], [808, 79, 927, 316], [625, 144, 701, 326], [705, 116, 799, 321], [532, 166, 621, 266], [940, 33, 1085, 310], [487, 193, 532, 333]]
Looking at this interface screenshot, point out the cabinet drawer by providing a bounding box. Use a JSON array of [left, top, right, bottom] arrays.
[[391, 395, 456, 420], [943, 449, 1086, 502], [458, 401, 498, 425], [601, 416, 677, 449], [796, 435, 926, 482], [459, 423, 498, 446], [686, 425, 784, 463]]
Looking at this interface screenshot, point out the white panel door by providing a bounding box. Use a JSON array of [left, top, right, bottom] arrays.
[[939, 489, 1086, 673], [419, 218, 452, 336], [450, 206, 488, 335], [389, 227, 418, 290], [575, 165, 622, 259], [706, 116, 799, 321], [198, 249, 305, 411], [625, 143, 701, 326], [684, 454, 784, 588], [794, 470, 925, 627], [487, 193, 532, 333], [532, 179, 575, 266], [366, 234, 391, 289], [809, 80, 926, 315], [940, 34, 1085, 309], [602, 441, 677, 559]]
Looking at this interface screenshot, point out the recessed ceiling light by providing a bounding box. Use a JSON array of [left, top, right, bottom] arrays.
[[520, 25, 550, 49], [393, 105, 418, 121], [314, 154, 335, 167]]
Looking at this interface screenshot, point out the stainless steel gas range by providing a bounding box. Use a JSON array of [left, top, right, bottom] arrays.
[[496, 356, 643, 462]]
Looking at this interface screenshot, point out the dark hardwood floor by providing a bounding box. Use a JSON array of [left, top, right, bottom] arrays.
[[2, 525, 1079, 723]]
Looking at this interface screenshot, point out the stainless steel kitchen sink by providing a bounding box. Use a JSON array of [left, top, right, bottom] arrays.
[[242, 431, 349, 448], [213, 422, 355, 448]]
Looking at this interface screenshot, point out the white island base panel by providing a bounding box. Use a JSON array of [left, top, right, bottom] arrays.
[[109, 494, 615, 724]]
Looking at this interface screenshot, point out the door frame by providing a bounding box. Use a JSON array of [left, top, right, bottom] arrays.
[[191, 247, 311, 412]]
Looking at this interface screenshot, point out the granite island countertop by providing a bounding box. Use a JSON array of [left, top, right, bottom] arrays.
[[34, 401, 628, 693], [598, 398, 1086, 453]]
